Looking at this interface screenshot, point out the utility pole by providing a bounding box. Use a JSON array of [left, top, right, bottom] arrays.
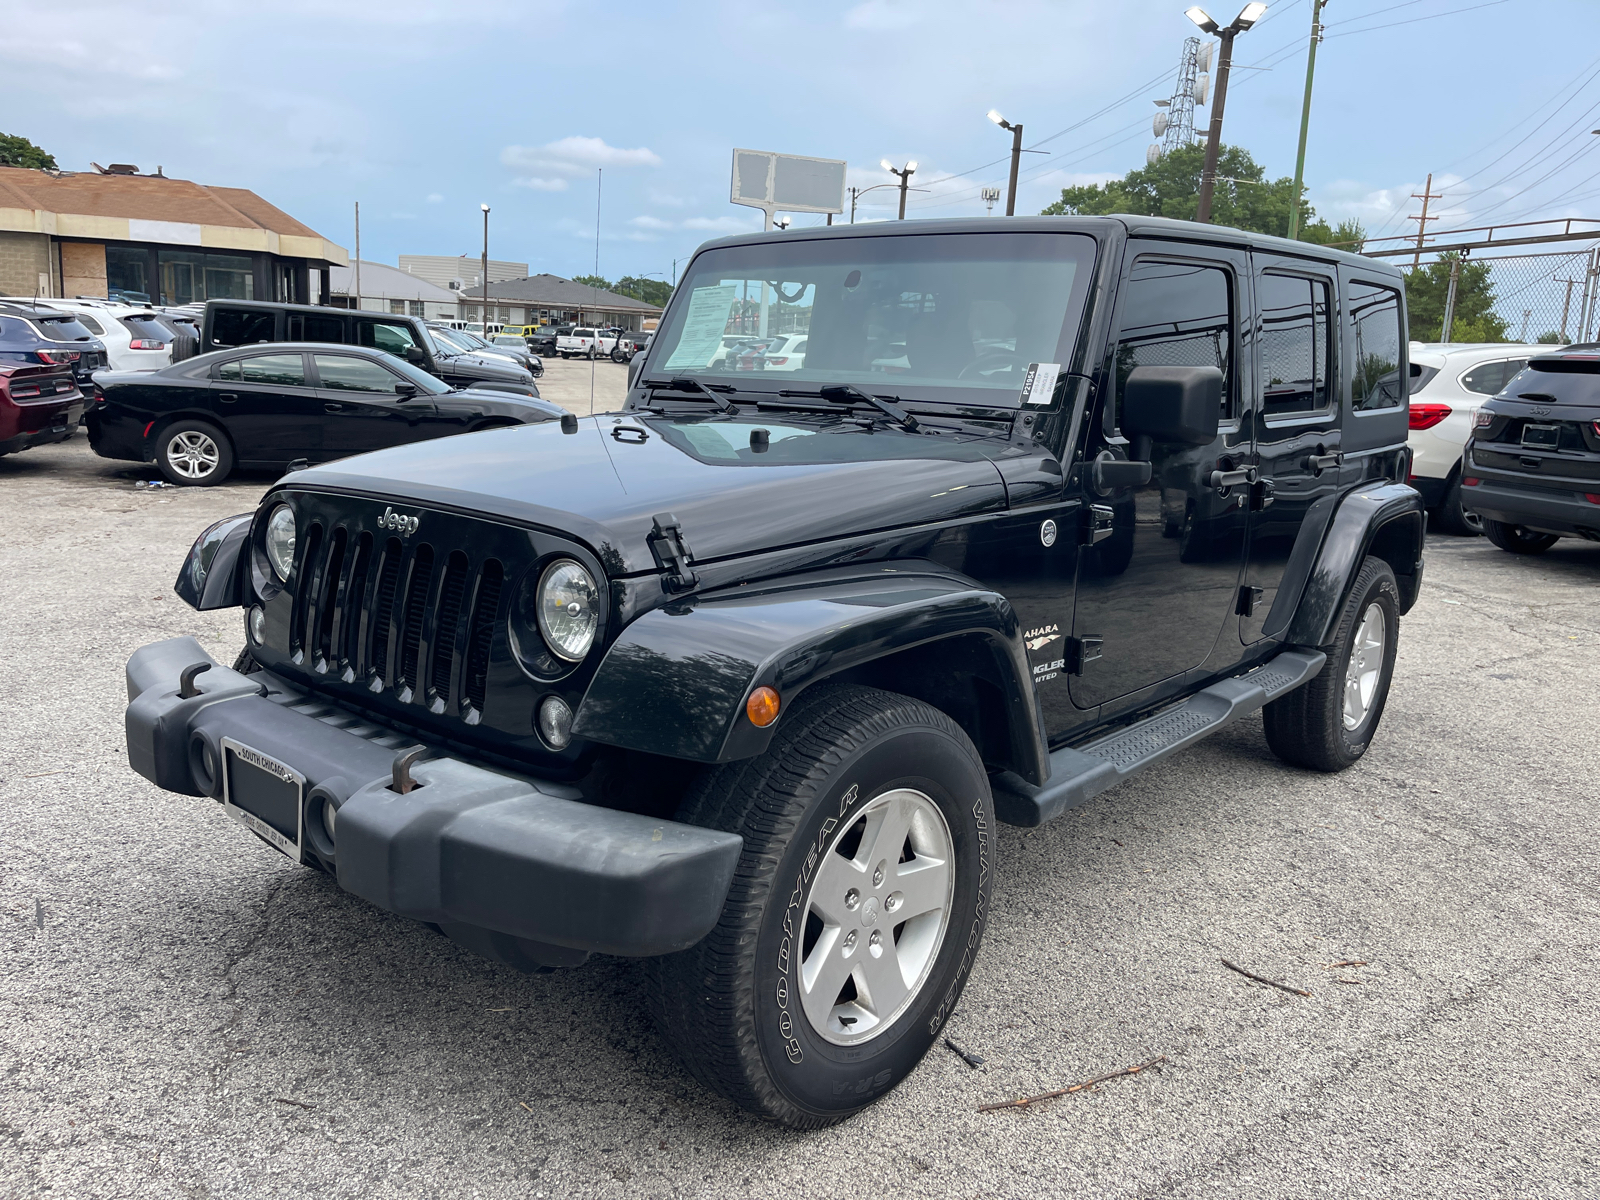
[[882, 161, 917, 220], [1556, 277, 1578, 342], [1408, 173, 1442, 270], [1518, 309, 1532, 342], [1440, 253, 1463, 343], [987, 111, 1025, 216], [1287, 0, 1326, 240], [480, 202, 490, 329], [1195, 30, 1238, 223], [353, 201, 361, 311], [850, 187, 859, 224]]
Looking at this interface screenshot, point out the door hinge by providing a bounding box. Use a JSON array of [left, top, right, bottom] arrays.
[[1250, 477, 1276, 511], [648, 512, 699, 593], [1236, 585, 1265, 616], [1079, 504, 1115, 545], [1066, 636, 1103, 675]]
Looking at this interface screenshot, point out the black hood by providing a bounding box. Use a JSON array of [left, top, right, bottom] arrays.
[[439, 351, 529, 382], [288, 411, 1012, 576]]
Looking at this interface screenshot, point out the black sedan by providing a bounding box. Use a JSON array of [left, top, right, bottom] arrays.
[[87, 342, 569, 486]]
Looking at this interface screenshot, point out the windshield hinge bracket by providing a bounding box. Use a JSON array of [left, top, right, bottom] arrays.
[[649, 512, 699, 593]]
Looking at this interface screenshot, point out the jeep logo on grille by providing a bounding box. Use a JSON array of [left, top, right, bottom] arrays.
[[378, 506, 420, 536]]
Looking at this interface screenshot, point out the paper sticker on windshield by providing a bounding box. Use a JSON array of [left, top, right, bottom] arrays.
[[1020, 362, 1061, 406], [664, 285, 738, 370]]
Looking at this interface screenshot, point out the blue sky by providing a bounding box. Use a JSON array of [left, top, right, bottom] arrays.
[[6, 0, 1597, 282]]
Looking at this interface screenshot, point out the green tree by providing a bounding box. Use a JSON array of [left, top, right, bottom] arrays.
[[1041, 142, 1357, 243], [571, 274, 613, 292], [1537, 330, 1565, 343], [612, 275, 673, 307], [1402, 253, 1508, 343], [0, 132, 57, 170]]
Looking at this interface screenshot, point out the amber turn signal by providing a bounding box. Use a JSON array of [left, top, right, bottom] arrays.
[[746, 686, 781, 727]]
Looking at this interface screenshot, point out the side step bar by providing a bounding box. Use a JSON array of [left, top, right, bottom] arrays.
[[990, 649, 1327, 827]]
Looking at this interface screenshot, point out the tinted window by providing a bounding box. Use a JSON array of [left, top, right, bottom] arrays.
[[1409, 363, 1440, 394], [1349, 283, 1404, 411], [74, 313, 107, 335], [1501, 361, 1600, 405], [314, 354, 401, 392], [288, 314, 347, 343], [357, 320, 419, 356], [240, 353, 307, 386], [1460, 358, 1528, 396], [217, 359, 241, 381], [121, 315, 171, 341], [212, 308, 276, 348], [36, 316, 95, 342], [0, 316, 32, 341], [1258, 272, 1333, 416], [1115, 258, 1234, 421]]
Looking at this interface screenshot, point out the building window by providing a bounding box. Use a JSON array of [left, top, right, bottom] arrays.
[[105, 247, 151, 304], [158, 250, 253, 306], [409, 300, 425, 317], [390, 299, 406, 315]]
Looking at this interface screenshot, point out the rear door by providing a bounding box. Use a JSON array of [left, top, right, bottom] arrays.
[[311, 352, 437, 456], [210, 351, 321, 462], [1240, 255, 1342, 643]]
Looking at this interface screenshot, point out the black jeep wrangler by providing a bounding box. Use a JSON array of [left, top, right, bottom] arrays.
[[124, 217, 1423, 1128]]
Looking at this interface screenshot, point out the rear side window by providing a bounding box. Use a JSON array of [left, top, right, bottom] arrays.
[[1460, 358, 1528, 396], [240, 353, 307, 386], [74, 314, 107, 335], [314, 354, 401, 392], [1349, 283, 1404, 412], [1258, 272, 1333, 416], [288, 314, 347, 343], [212, 308, 276, 348], [1409, 363, 1440, 394], [1114, 257, 1235, 423]]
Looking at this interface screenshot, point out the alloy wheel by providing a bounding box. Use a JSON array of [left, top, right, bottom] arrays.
[[165, 430, 220, 480], [1342, 602, 1386, 730]]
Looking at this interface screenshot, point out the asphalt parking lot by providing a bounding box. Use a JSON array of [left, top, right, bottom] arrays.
[[2, 403, 1597, 1198]]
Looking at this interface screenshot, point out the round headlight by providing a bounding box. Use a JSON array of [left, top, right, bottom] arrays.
[[265, 505, 296, 581], [536, 559, 600, 662]]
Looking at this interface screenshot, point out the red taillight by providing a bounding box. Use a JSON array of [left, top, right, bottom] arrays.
[[128, 339, 166, 351], [1592, 420, 1600, 438], [1586, 494, 1600, 505], [11, 383, 41, 399], [766, 356, 789, 365], [36, 349, 79, 365], [1475, 411, 1494, 428], [1409, 402, 1452, 431], [1462, 477, 1481, 487]]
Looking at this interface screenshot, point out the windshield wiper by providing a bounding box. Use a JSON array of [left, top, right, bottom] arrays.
[[641, 376, 737, 412], [811, 384, 920, 432]]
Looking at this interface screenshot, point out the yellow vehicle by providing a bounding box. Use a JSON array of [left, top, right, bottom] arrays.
[[500, 323, 540, 339]]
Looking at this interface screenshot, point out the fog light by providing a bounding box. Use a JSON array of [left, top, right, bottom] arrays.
[[746, 686, 781, 728], [249, 604, 266, 644], [537, 695, 574, 749], [322, 796, 338, 843]]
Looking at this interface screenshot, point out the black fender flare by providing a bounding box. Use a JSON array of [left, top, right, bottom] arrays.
[[571, 563, 1049, 784], [173, 512, 253, 611], [1266, 482, 1425, 648]]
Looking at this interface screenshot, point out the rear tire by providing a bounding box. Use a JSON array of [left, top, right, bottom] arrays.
[[1483, 519, 1558, 554], [1432, 470, 1483, 536], [1263, 556, 1399, 773], [645, 684, 993, 1128], [155, 419, 233, 486]]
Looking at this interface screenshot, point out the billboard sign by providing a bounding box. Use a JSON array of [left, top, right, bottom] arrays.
[[731, 149, 847, 228]]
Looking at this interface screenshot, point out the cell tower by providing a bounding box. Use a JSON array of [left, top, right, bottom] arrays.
[[1148, 37, 1212, 163]]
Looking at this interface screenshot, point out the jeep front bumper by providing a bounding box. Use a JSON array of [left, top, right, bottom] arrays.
[[124, 637, 742, 966]]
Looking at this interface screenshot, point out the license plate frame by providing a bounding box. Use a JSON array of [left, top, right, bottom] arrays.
[[220, 737, 304, 862], [1521, 423, 1561, 449]]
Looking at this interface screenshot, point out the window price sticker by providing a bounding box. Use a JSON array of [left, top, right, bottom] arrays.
[[1020, 362, 1061, 406]]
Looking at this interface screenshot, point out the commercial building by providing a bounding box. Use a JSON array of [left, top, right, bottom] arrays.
[[398, 254, 528, 293], [329, 260, 461, 321], [461, 274, 662, 331], [0, 164, 347, 306]]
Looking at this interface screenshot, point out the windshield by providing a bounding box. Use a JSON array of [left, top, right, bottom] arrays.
[[651, 231, 1096, 406], [429, 327, 474, 355], [386, 354, 454, 394]]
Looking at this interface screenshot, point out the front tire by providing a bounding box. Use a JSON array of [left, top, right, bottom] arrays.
[[1263, 556, 1399, 772], [1483, 519, 1558, 554], [155, 419, 233, 486], [645, 684, 993, 1128]]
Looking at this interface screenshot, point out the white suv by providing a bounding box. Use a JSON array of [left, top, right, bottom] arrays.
[[1, 298, 173, 371], [1408, 342, 1549, 534]]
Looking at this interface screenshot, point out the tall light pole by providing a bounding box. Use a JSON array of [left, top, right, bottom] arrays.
[[1287, 0, 1325, 240], [479, 202, 491, 328], [987, 111, 1024, 216], [1186, 3, 1267, 224], [881, 160, 917, 220]]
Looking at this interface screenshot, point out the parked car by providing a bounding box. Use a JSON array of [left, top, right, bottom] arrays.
[[437, 326, 544, 377], [1, 297, 175, 372], [1406, 342, 1545, 534], [0, 361, 84, 458], [201, 300, 539, 397], [153, 311, 203, 364], [556, 327, 617, 359], [528, 325, 568, 356], [123, 215, 1422, 1128], [0, 303, 109, 384], [87, 342, 566, 487], [609, 330, 651, 363], [1460, 345, 1600, 553], [755, 332, 807, 371]]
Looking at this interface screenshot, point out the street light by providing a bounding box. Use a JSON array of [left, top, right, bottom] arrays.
[[881, 159, 918, 220], [988, 109, 1026, 216], [480, 202, 491, 329], [1184, 3, 1267, 223]]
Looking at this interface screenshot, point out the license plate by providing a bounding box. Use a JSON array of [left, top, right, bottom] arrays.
[[221, 738, 304, 861], [1521, 423, 1561, 449]]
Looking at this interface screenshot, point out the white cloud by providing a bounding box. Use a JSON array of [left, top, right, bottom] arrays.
[[843, 0, 920, 30], [426, 192, 443, 203], [629, 214, 674, 230], [512, 176, 570, 192], [682, 215, 760, 233], [648, 188, 691, 207], [501, 136, 662, 175]]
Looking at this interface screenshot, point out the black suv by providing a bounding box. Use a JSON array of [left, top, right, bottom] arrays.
[[201, 300, 538, 396], [1461, 346, 1600, 552], [0, 302, 109, 383], [123, 217, 1422, 1129]]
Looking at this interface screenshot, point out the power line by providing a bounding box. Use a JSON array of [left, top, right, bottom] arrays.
[[1323, 0, 1510, 38]]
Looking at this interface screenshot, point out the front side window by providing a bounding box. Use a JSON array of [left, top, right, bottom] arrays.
[[240, 353, 307, 387], [358, 321, 419, 356], [1257, 272, 1333, 416], [1113, 257, 1234, 423], [1349, 282, 1405, 411], [314, 354, 402, 393]]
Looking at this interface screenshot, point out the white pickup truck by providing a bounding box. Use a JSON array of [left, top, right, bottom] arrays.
[[555, 327, 618, 359]]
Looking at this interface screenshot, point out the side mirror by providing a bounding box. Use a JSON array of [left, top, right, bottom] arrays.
[[394, 381, 418, 399], [403, 345, 427, 365], [1120, 365, 1223, 455]]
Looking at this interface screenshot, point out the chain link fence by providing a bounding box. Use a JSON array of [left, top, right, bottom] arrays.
[[1457, 247, 1599, 344]]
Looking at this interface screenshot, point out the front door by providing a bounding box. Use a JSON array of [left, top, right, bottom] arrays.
[[311, 352, 436, 457], [1241, 256, 1342, 642], [1070, 244, 1251, 710], [209, 351, 321, 463]]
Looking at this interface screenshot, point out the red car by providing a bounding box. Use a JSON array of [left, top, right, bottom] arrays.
[[0, 363, 84, 458]]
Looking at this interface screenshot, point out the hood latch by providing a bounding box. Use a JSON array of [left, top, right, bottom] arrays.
[[649, 512, 699, 593]]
